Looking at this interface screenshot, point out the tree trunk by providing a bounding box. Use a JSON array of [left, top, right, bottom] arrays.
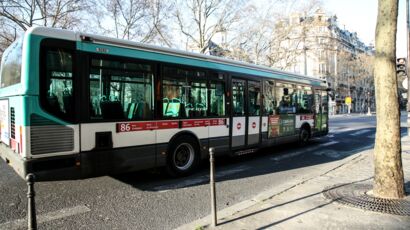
[[373, 0, 405, 199]]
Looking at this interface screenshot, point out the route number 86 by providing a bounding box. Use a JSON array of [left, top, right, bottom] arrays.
[[119, 123, 131, 132]]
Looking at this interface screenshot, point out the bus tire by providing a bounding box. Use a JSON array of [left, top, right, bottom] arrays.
[[299, 125, 310, 145], [166, 135, 200, 177]]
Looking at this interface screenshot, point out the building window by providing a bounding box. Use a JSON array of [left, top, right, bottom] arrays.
[[319, 63, 327, 74]]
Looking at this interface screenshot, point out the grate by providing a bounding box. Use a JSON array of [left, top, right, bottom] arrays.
[[10, 107, 15, 139], [323, 183, 410, 216]]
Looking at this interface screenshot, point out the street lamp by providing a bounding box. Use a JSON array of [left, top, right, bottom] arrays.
[[367, 91, 371, 115]]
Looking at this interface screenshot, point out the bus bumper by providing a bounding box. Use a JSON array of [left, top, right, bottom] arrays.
[[0, 143, 82, 181], [0, 143, 27, 179]]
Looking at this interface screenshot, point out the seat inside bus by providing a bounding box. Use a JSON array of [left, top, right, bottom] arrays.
[[100, 101, 125, 119]]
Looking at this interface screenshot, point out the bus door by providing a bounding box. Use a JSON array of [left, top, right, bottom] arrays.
[[320, 90, 329, 132], [314, 89, 328, 132], [247, 81, 261, 145], [231, 78, 261, 149]]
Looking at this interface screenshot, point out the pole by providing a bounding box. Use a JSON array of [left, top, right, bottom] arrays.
[[407, 0, 410, 136], [26, 173, 37, 230], [209, 147, 217, 227], [367, 91, 371, 115]]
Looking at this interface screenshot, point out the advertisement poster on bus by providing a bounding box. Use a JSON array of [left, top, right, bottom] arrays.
[[268, 115, 280, 138], [315, 113, 328, 131], [268, 114, 295, 138], [0, 100, 9, 145]]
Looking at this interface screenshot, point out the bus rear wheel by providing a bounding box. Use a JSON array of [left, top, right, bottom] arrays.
[[166, 135, 200, 177], [299, 126, 310, 145]]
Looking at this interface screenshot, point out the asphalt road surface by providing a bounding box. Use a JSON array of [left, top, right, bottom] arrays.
[[0, 114, 405, 229]]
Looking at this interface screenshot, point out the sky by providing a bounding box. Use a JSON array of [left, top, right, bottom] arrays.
[[324, 0, 407, 58]]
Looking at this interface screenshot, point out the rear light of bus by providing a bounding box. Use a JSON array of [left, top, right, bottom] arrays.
[[8, 108, 23, 155]]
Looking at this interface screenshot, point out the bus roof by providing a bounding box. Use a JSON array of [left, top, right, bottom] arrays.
[[27, 27, 328, 87]]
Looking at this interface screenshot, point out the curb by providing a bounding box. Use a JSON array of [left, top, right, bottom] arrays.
[[176, 150, 372, 230]]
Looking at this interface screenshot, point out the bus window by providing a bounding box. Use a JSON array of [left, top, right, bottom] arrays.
[[42, 48, 74, 120], [89, 58, 153, 120], [162, 67, 207, 118], [276, 83, 296, 114], [0, 37, 23, 88], [210, 81, 225, 116], [263, 80, 275, 115], [321, 91, 328, 113], [232, 81, 245, 116], [162, 73, 187, 118], [248, 82, 260, 116], [295, 85, 313, 114]]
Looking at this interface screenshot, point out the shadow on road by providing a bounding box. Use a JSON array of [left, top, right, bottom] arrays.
[[112, 126, 404, 192]]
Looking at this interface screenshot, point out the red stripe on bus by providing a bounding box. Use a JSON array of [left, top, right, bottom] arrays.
[[117, 118, 226, 132]]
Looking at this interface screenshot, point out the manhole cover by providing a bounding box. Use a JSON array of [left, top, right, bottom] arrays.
[[323, 183, 410, 216]]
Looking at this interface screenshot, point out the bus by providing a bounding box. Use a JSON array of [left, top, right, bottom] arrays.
[[0, 27, 329, 180]]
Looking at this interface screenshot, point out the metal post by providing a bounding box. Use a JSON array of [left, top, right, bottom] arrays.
[[26, 173, 37, 230], [209, 147, 217, 227], [407, 0, 410, 136], [367, 91, 371, 116]]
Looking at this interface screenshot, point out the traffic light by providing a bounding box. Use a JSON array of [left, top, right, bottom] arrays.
[[397, 58, 407, 76]]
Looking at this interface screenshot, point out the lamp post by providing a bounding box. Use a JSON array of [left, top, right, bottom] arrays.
[[367, 91, 371, 115], [347, 71, 351, 114], [407, 0, 410, 136]]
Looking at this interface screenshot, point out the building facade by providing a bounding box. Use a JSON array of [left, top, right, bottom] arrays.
[[273, 9, 375, 115]]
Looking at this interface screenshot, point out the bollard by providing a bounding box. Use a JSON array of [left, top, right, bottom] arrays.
[[26, 173, 37, 230], [209, 147, 217, 227]]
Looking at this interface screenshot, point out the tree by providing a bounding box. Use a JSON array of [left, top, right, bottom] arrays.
[[0, 0, 86, 30], [0, 0, 88, 57], [173, 0, 243, 53], [373, 0, 405, 199], [94, 0, 172, 46], [0, 17, 17, 57]]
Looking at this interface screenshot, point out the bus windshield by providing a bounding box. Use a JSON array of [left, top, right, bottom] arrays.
[[0, 37, 23, 88]]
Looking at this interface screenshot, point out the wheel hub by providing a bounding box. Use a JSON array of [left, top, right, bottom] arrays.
[[173, 143, 194, 170]]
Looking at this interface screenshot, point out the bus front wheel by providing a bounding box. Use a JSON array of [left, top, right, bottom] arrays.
[[166, 135, 200, 177]]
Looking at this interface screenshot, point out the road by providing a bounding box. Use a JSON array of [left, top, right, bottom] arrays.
[[0, 114, 405, 229]]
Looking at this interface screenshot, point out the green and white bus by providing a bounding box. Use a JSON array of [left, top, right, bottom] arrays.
[[0, 27, 328, 180]]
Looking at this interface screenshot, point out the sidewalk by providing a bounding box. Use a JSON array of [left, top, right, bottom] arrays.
[[330, 112, 375, 118], [178, 138, 410, 230]]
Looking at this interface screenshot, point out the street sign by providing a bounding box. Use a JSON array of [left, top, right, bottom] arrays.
[[403, 78, 408, 90], [345, 96, 352, 105]]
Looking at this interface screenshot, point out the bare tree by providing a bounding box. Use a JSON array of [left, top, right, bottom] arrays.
[[373, 0, 405, 199], [0, 17, 17, 56], [0, 0, 86, 30], [173, 0, 243, 53], [94, 0, 172, 46], [225, 3, 275, 64], [0, 0, 89, 57], [225, 0, 323, 69]]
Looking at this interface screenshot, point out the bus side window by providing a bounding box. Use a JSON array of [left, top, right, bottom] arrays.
[[295, 85, 313, 114], [41, 46, 74, 121], [162, 66, 207, 118], [210, 81, 225, 116], [89, 58, 153, 121], [263, 80, 275, 116]]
